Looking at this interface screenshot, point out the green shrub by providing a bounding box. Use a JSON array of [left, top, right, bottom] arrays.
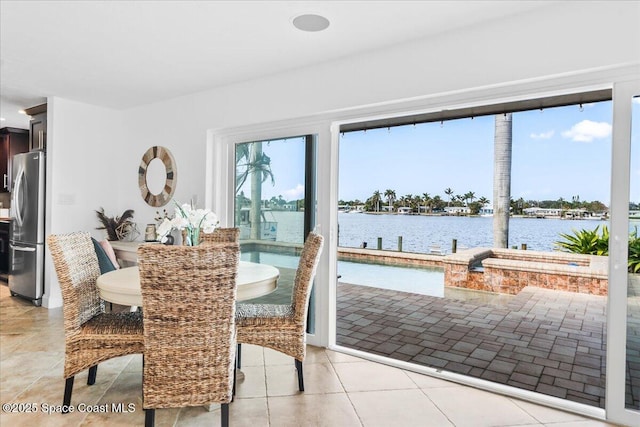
[[629, 227, 640, 273], [556, 225, 640, 273], [556, 225, 609, 256]]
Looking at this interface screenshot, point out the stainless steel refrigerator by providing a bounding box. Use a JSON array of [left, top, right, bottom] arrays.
[[9, 151, 45, 306]]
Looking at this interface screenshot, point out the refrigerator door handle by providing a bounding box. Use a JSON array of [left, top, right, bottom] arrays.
[[12, 168, 24, 227], [10, 244, 36, 252]]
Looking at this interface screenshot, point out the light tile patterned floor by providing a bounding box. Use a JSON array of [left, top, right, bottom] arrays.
[[0, 283, 617, 426]]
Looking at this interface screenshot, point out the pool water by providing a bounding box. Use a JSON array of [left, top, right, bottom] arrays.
[[241, 251, 445, 297]]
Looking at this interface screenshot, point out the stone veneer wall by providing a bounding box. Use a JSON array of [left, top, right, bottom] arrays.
[[442, 247, 608, 296]]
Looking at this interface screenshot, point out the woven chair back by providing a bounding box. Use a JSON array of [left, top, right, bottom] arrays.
[[47, 232, 104, 332], [291, 232, 324, 323], [202, 227, 240, 244], [138, 242, 239, 408]]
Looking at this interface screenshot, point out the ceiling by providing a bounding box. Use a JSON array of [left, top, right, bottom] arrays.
[[0, 1, 553, 129]]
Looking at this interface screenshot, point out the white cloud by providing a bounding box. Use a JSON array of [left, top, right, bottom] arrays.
[[283, 184, 305, 200], [530, 130, 554, 139], [561, 120, 611, 142], [633, 97, 640, 105]]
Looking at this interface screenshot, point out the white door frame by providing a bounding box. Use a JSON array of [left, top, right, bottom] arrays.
[[606, 78, 640, 427], [206, 120, 334, 348]]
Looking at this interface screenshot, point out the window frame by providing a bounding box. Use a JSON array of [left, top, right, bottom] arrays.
[[207, 121, 333, 347]]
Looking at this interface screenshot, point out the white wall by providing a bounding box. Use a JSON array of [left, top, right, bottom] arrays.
[[116, 98, 205, 229], [43, 1, 640, 308], [125, 1, 639, 143], [44, 97, 123, 307]]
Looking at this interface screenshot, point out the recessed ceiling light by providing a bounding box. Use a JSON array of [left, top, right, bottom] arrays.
[[293, 14, 330, 32], [0, 117, 5, 121]]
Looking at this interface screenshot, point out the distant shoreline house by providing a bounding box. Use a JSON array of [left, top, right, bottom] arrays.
[[523, 207, 602, 219], [564, 208, 590, 219], [338, 204, 365, 213], [479, 205, 494, 216], [524, 207, 562, 218], [444, 206, 471, 215]]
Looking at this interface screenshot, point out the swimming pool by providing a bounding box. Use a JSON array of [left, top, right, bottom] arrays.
[[240, 251, 445, 297]]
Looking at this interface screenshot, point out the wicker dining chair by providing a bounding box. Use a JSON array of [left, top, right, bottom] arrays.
[[202, 227, 240, 244], [47, 232, 144, 412], [138, 242, 239, 427], [235, 232, 324, 391]]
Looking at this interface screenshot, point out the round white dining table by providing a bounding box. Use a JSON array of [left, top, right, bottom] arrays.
[[96, 261, 279, 306]]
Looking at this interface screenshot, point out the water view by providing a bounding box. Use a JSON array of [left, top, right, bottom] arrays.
[[339, 213, 613, 253], [268, 210, 638, 253]]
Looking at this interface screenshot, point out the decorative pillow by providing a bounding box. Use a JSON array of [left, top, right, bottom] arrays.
[[91, 238, 116, 274], [98, 239, 120, 269]]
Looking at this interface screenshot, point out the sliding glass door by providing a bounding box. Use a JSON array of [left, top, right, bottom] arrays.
[[234, 135, 318, 328], [335, 96, 618, 411]]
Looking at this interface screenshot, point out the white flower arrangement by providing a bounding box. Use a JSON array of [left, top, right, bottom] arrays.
[[156, 201, 218, 245]]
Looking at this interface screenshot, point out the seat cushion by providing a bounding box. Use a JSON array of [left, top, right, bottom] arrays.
[[236, 303, 294, 327], [81, 312, 143, 336]]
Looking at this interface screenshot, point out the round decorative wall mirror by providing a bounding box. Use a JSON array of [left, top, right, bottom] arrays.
[[138, 146, 176, 207]]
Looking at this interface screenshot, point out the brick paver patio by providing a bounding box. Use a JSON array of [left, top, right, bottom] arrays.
[[337, 283, 611, 408]]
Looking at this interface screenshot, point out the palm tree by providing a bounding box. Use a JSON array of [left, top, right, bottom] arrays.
[[444, 188, 454, 207], [432, 195, 444, 211], [235, 143, 274, 193], [235, 142, 275, 239], [422, 192, 431, 213], [371, 190, 382, 212], [463, 191, 476, 206], [493, 113, 512, 248], [412, 195, 422, 212], [384, 189, 396, 212], [512, 197, 525, 215], [571, 195, 581, 208]]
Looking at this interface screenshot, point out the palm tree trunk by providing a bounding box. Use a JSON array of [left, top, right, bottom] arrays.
[[250, 143, 263, 240], [493, 114, 512, 248]]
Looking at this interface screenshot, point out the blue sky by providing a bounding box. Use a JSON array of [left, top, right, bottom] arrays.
[[242, 137, 307, 200], [241, 98, 640, 206], [339, 101, 616, 204]]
